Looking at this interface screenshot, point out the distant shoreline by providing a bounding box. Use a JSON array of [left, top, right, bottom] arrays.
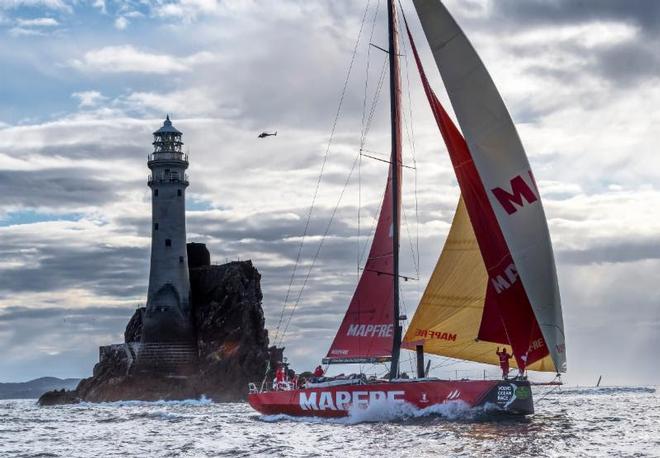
[[0, 377, 80, 400]]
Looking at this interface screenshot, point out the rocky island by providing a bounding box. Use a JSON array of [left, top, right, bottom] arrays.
[[39, 243, 281, 405], [40, 118, 285, 406]]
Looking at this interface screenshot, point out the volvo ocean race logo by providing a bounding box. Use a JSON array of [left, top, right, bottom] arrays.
[[496, 384, 518, 408], [299, 391, 405, 411]]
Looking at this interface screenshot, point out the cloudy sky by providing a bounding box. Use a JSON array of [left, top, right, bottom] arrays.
[[0, 0, 658, 387]]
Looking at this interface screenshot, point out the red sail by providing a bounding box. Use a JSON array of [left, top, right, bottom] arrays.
[[404, 22, 547, 370], [324, 164, 401, 363]]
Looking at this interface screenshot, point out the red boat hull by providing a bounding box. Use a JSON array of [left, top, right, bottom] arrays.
[[248, 379, 533, 417]]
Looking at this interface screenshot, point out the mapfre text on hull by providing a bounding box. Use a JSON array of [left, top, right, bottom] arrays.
[[249, 379, 534, 418]]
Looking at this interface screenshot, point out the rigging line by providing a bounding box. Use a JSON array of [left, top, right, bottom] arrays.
[[535, 376, 562, 404], [278, 17, 388, 347], [360, 0, 381, 145], [358, 143, 361, 281], [401, 199, 419, 276], [356, 56, 388, 267], [358, 1, 380, 283], [356, 52, 387, 273], [363, 55, 389, 143], [272, 0, 373, 343], [397, 0, 421, 280], [429, 346, 495, 371], [358, 197, 382, 267], [278, 153, 363, 346], [360, 152, 416, 169]]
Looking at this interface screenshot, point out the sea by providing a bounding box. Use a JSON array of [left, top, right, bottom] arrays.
[[1, 386, 658, 457]]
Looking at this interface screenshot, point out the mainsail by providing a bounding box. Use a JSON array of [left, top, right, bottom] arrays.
[[323, 163, 401, 364], [402, 1, 566, 372], [324, 0, 403, 365]]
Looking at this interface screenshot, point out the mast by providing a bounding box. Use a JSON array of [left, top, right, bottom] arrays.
[[387, 0, 402, 380]]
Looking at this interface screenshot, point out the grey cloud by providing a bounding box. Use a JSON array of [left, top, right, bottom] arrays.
[[0, 305, 134, 381], [0, 305, 133, 322], [492, 0, 660, 33], [24, 143, 147, 161], [484, 1, 660, 85], [592, 41, 660, 84], [557, 238, 660, 265], [0, 168, 117, 208], [0, 238, 148, 299]]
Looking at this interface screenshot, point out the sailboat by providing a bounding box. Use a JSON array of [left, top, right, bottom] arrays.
[[248, 0, 566, 417]]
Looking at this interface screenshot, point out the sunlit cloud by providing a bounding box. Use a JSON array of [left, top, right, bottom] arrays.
[[69, 46, 217, 74]]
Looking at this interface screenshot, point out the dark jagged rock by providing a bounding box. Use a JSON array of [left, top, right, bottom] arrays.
[[38, 388, 80, 406], [76, 374, 199, 403], [189, 261, 270, 401], [187, 242, 211, 268], [39, 246, 281, 405], [124, 308, 144, 343]]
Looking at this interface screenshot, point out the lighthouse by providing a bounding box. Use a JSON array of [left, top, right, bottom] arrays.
[[139, 115, 196, 370]]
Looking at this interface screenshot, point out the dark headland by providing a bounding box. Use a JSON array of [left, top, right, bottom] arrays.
[[39, 243, 283, 406]]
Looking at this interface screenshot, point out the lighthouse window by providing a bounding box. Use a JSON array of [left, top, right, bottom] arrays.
[[177, 189, 182, 196], [154, 189, 159, 197], [154, 223, 159, 230], [179, 256, 184, 263], [165, 239, 172, 247]]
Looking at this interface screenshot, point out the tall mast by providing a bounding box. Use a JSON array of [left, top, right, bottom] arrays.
[[387, 0, 402, 380]]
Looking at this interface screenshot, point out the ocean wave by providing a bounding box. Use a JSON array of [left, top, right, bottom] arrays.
[[257, 399, 487, 425], [77, 396, 214, 408], [556, 386, 656, 396]]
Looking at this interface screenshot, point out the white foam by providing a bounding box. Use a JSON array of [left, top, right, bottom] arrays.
[[78, 395, 213, 408], [345, 398, 472, 423], [258, 399, 479, 425]]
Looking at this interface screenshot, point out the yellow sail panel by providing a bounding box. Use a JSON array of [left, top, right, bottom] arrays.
[[526, 354, 555, 372]]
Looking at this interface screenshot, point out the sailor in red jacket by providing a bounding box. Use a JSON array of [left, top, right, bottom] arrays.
[[274, 363, 286, 390], [313, 365, 325, 378], [496, 347, 512, 379]]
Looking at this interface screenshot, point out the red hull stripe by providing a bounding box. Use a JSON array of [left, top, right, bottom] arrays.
[[248, 380, 532, 417]]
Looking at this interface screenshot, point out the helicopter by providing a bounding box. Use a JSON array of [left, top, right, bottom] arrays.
[[258, 131, 277, 138]]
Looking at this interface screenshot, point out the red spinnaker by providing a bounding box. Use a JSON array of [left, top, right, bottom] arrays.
[[404, 21, 548, 369]]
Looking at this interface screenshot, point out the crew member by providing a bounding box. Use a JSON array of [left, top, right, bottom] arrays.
[[313, 365, 325, 378], [496, 347, 512, 379], [274, 363, 286, 390]]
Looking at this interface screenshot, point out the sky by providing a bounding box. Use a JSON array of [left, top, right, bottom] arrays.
[[0, 0, 658, 387]]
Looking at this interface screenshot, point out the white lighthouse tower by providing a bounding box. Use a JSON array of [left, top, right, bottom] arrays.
[[139, 115, 196, 370]]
